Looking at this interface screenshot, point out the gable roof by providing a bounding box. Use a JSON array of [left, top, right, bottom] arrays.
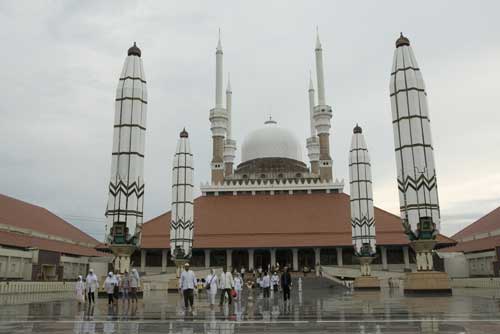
[[142, 192, 455, 249], [452, 206, 500, 241]]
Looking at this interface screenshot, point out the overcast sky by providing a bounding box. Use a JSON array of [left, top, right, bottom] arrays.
[[1, 1, 499, 242]]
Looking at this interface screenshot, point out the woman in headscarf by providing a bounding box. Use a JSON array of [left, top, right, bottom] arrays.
[[75, 275, 85, 304], [104, 272, 116, 305], [130, 268, 140, 303], [85, 269, 99, 304]]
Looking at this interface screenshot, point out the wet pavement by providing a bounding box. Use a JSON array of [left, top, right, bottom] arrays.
[[0, 278, 500, 333]]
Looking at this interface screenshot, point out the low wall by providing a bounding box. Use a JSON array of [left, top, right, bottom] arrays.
[[0, 281, 76, 294], [450, 277, 500, 289]]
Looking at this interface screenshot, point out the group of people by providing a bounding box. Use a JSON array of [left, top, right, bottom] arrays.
[[75, 268, 141, 305], [178, 263, 294, 311]]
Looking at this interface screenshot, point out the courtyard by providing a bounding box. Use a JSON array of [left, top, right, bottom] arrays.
[[1, 278, 500, 333]]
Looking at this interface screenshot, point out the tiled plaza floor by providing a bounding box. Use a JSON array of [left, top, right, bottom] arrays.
[[0, 278, 500, 333]]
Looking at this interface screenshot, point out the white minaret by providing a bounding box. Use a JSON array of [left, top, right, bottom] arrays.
[[390, 33, 441, 271], [306, 75, 320, 175], [105, 42, 147, 273], [224, 74, 236, 177], [349, 125, 376, 256], [313, 30, 333, 181], [170, 129, 194, 261], [209, 31, 228, 184]]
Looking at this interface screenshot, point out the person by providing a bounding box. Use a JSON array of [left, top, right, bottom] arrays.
[[271, 272, 280, 292], [75, 275, 85, 304], [120, 271, 130, 302], [261, 271, 271, 298], [113, 271, 120, 303], [179, 263, 197, 310], [280, 266, 292, 301], [205, 268, 218, 306], [130, 268, 140, 303], [219, 266, 234, 305], [234, 273, 243, 300], [85, 269, 99, 304], [104, 272, 117, 305]]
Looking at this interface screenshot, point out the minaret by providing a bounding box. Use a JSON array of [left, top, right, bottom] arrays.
[[105, 42, 147, 273], [209, 32, 227, 184], [306, 75, 320, 175], [313, 31, 333, 181], [390, 34, 442, 274], [224, 75, 236, 177], [349, 125, 377, 277], [170, 128, 194, 264]]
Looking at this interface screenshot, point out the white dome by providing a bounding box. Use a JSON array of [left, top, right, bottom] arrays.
[[241, 119, 303, 163]]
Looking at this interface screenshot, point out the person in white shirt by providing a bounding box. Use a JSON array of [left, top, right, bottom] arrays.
[[129, 268, 140, 303], [85, 269, 99, 304], [205, 269, 218, 306], [234, 273, 243, 300], [261, 271, 271, 298], [75, 275, 85, 304], [179, 263, 197, 310], [219, 266, 234, 305], [271, 272, 280, 292], [104, 272, 117, 305]]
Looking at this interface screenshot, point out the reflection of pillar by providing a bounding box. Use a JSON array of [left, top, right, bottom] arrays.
[[248, 249, 254, 271], [292, 248, 299, 271], [226, 249, 232, 271], [314, 248, 321, 276], [140, 249, 146, 272], [161, 249, 167, 272], [381, 246, 388, 270], [270, 249, 276, 268], [403, 246, 410, 271], [336, 247, 343, 267], [204, 249, 211, 268]]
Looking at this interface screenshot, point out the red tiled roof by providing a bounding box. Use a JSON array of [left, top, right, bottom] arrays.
[[452, 206, 500, 240], [142, 193, 455, 249], [441, 235, 500, 254], [0, 194, 105, 256]]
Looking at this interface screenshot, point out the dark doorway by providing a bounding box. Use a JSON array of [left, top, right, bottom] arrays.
[[232, 250, 249, 271], [254, 249, 271, 271], [298, 248, 315, 270], [276, 249, 293, 269]]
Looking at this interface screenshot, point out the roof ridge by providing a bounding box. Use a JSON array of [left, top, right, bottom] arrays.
[[452, 206, 500, 238]]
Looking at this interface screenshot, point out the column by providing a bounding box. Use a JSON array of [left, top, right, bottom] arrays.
[[336, 247, 343, 267], [292, 248, 299, 271], [314, 248, 321, 276], [270, 248, 276, 268], [226, 249, 232, 271], [140, 249, 146, 273], [161, 249, 167, 273], [381, 246, 388, 270], [204, 249, 211, 268], [248, 249, 254, 271], [403, 246, 410, 271]]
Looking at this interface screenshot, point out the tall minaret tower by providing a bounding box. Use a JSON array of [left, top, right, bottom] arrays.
[[390, 33, 442, 273], [209, 32, 228, 185], [313, 31, 333, 181], [306, 75, 320, 175], [224, 75, 236, 177], [170, 129, 194, 262], [105, 42, 147, 273]]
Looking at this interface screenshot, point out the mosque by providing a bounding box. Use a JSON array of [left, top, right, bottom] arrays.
[[129, 34, 455, 274]]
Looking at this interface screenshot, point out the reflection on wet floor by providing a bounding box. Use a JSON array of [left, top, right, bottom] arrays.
[[0, 281, 500, 333]]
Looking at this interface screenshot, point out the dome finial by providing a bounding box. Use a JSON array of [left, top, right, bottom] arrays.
[[128, 42, 142, 57], [264, 115, 277, 125], [396, 32, 410, 48], [180, 128, 189, 138], [353, 123, 362, 134]]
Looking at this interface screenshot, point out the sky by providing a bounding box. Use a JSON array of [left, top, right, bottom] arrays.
[[0, 1, 499, 242]]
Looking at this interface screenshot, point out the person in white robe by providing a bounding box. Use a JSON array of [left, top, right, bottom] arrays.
[[75, 275, 85, 304], [205, 268, 218, 306]]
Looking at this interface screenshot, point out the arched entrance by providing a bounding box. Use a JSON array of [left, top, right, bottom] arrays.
[[254, 249, 271, 271], [232, 250, 249, 271], [298, 248, 315, 271], [276, 249, 293, 269]]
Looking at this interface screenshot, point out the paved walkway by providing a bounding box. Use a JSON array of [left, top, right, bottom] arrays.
[[0, 278, 500, 333]]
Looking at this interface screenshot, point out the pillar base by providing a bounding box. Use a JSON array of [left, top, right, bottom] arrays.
[[404, 271, 452, 296], [353, 276, 380, 290], [109, 244, 136, 274]]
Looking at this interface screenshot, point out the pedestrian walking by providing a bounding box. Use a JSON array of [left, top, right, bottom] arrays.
[[179, 263, 197, 310], [205, 269, 218, 306], [271, 272, 280, 292], [219, 266, 234, 305], [262, 271, 271, 298], [104, 272, 118, 305], [85, 269, 99, 304], [129, 269, 140, 303], [280, 266, 292, 301], [234, 273, 243, 300], [75, 275, 85, 304], [120, 271, 130, 302]]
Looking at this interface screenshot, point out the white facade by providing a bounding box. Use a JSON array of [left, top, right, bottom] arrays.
[[389, 34, 440, 239], [349, 125, 376, 256], [170, 129, 195, 259], [106, 43, 147, 244]]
